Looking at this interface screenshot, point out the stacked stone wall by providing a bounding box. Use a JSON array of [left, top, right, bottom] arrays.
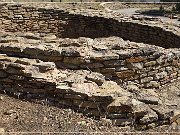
[[0, 4, 179, 48], [0, 3, 179, 129], [0, 54, 174, 129], [0, 36, 179, 89]]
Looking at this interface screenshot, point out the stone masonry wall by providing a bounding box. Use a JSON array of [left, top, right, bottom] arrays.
[[0, 3, 180, 49], [0, 3, 179, 129], [0, 54, 175, 129], [0, 36, 179, 89]]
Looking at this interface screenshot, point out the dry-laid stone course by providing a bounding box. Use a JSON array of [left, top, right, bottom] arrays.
[[0, 3, 179, 130]]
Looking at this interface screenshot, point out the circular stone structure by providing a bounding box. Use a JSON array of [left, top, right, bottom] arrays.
[[0, 3, 179, 130]]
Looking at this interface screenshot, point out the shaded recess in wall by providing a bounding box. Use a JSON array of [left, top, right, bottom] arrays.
[[0, 4, 180, 48]]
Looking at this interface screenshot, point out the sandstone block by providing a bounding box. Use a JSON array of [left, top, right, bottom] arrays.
[[139, 110, 158, 124], [103, 60, 125, 67], [154, 71, 168, 80], [152, 107, 174, 120], [100, 68, 115, 73], [107, 96, 133, 113], [127, 62, 143, 69], [86, 72, 105, 86], [116, 70, 135, 80], [140, 77, 153, 83], [33, 62, 55, 72], [144, 81, 160, 88], [90, 52, 119, 61], [144, 61, 156, 67], [63, 57, 85, 65], [126, 56, 146, 63]]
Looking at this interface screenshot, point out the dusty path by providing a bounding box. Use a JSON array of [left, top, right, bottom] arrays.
[[0, 94, 174, 133], [115, 8, 180, 25], [100, 2, 179, 25]]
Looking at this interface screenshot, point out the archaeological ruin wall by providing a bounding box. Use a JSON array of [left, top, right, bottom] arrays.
[[0, 3, 180, 48], [0, 4, 179, 89], [0, 3, 179, 129]]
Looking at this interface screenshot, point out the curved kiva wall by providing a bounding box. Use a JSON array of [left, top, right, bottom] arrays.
[[0, 3, 180, 48]]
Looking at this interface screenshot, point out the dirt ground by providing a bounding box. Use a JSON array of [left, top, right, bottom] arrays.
[[0, 86, 179, 135]]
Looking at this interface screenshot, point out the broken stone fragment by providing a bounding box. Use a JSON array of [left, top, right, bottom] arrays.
[[81, 62, 104, 69], [33, 62, 55, 72], [140, 77, 153, 83], [116, 50, 132, 59], [126, 84, 139, 94], [100, 68, 116, 74], [0, 38, 19, 43], [85, 72, 105, 86], [154, 71, 168, 80], [94, 81, 131, 98], [139, 109, 158, 124], [107, 96, 133, 113], [92, 44, 108, 51], [43, 34, 57, 41], [152, 106, 174, 120], [0, 44, 22, 53], [137, 94, 159, 105], [144, 81, 160, 88], [90, 51, 119, 61], [63, 57, 85, 65], [116, 70, 135, 80], [132, 99, 150, 118], [15, 58, 32, 65], [17, 32, 40, 40], [23, 46, 44, 56], [56, 61, 79, 70], [72, 82, 99, 96], [127, 62, 143, 70], [8, 63, 25, 70], [144, 61, 156, 67], [126, 56, 146, 63], [55, 84, 73, 94], [5, 66, 25, 75], [142, 47, 156, 55], [59, 38, 83, 47], [61, 47, 80, 57], [103, 60, 125, 67]]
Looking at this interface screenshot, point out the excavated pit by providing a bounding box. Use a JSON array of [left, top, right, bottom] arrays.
[[0, 3, 180, 130]]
